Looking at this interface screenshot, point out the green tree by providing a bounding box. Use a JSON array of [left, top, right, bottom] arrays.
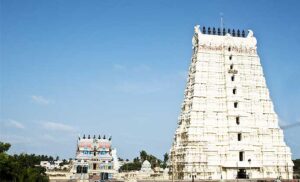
[[293, 159, 300, 179], [120, 162, 142, 171], [59, 159, 69, 167], [0, 141, 49, 182], [133, 157, 140, 163], [0, 142, 11, 153], [140, 150, 147, 161], [161, 152, 169, 169], [120, 150, 169, 171], [163, 153, 169, 163]]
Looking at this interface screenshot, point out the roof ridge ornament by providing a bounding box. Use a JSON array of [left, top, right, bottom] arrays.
[[194, 25, 200, 34], [197, 25, 249, 37], [247, 30, 254, 38]]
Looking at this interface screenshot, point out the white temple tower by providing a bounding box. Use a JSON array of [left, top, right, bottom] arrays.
[[170, 25, 293, 180]]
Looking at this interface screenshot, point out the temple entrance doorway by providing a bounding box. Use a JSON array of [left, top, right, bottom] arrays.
[[101, 173, 109, 180], [237, 169, 247, 179]]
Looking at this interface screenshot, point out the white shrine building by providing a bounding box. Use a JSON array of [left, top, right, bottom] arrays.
[[170, 25, 293, 180], [71, 134, 119, 180]]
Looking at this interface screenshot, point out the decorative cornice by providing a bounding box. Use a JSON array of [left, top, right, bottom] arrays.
[[193, 25, 257, 52]]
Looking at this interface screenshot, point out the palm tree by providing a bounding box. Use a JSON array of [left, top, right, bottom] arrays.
[[140, 150, 147, 162], [163, 153, 169, 163]]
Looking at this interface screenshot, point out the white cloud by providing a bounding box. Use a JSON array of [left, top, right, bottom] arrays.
[[113, 63, 151, 73], [281, 121, 300, 129], [0, 134, 32, 144], [114, 69, 187, 94], [115, 81, 162, 94], [278, 118, 288, 126], [132, 64, 151, 72], [113, 64, 127, 71], [42, 134, 59, 142], [278, 116, 300, 129], [177, 70, 188, 80], [112, 63, 187, 95], [7, 119, 25, 129], [42, 121, 76, 132], [31, 95, 51, 105]]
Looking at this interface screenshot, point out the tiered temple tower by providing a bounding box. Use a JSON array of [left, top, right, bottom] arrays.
[[71, 134, 119, 180], [170, 25, 293, 180]]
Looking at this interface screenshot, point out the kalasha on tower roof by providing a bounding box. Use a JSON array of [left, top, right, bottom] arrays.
[[200, 26, 247, 37]]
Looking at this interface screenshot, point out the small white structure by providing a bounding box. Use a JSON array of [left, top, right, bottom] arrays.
[[54, 160, 63, 168], [112, 149, 120, 171], [71, 134, 119, 181], [140, 160, 153, 173], [116, 160, 154, 180], [40, 160, 63, 170], [40, 161, 51, 169]]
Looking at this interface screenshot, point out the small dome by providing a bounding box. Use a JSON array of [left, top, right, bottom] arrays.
[[142, 160, 151, 168], [140, 160, 153, 173]]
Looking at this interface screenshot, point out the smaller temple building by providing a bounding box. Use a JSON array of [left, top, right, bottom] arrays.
[[71, 134, 120, 181]]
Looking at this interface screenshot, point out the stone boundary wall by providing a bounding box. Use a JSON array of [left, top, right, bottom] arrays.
[[49, 179, 300, 182], [134, 180, 300, 182]]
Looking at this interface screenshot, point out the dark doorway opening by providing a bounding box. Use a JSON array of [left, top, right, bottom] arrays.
[[237, 169, 247, 179], [101, 173, 109, 180], [239, 151, 244, 161], [82, 166, 88, 173], [76, 166, 82, 173]]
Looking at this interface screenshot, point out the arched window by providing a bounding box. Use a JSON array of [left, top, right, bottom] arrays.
[[239, 151, 244, 161], [238, 133, 242, 141], [233, 88, 237, 94], [83, 166, 88, 173], [236, 117, 240, 125], [231, 75, 235, 81], [77, 166, 82, 173], [234, 102, 238, 108], [229, 55, 232, 60], [230, 64, 233, 69], [228, 47, 231, 52]]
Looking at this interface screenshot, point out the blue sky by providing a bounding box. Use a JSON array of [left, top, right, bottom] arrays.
[[1, 0, 300, 160]]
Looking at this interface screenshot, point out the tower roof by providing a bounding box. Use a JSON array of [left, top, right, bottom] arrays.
[[198, 25, 248, 37], [193, 25, 257, 49]]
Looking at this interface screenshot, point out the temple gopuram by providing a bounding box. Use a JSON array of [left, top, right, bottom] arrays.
[[71, 134, 120, 181], [170, 25, 294, 180]]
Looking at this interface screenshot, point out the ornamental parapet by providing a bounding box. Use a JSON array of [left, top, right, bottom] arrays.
[[193, 25, 258, 54]]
